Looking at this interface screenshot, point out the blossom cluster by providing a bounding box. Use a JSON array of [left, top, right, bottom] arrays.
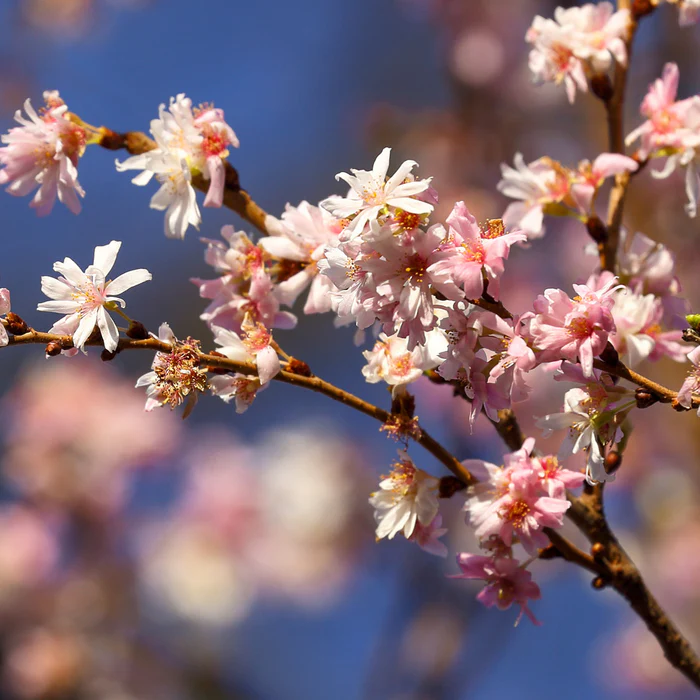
[[116, 94, 238, 238], [455, 440, 585, 625], [526, 3, 630, 103]]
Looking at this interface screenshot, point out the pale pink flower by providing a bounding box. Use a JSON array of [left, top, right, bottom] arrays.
[[135, 326, 208, 416], [369, 451, 439, 541], [211, 319, 280, 386], [0, 288, 11, 347], [428, 202, 526, 300], [116, 94, 238, 237], [0, 91, 86, 215], [537, 384, 629, 484], [608, 286, 687, 366], [261, 201, 341, 313], [527, 3, 630, 103], [452, 553, 541, 626], [571, 153, 638, 212], [200, 270, 297, 335], [210, 373, 267, 413], [529, 276, 620, 376], [677, 345, 700, 415], [37, 240, 151, 353], [362, 331, 443, 395], [625, 63, 700, 197], [321, 148, 433, 238], [463, 450, 570, 554], [498, 154, 571, 238], [409, 514, 448, 557]]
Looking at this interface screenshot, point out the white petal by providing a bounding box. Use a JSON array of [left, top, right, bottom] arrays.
[[92, 241, 122, 276], [105, 269, 152, 295]]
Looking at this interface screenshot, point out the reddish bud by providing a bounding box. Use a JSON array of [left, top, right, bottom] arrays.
[[287, 358, 313, 377], [45, 341, 63, 356], [101, 349, 118, 362], [126, 320, 149, 340], [604, 451, 622, 475], [591, 543, 606, 559], [4, 312, 28, 335], [635, 387, 658, 409], [439, 476, 467, 499], [599, 342, 619, 366], [591, 576, 609, 590], [590, 74, 614, 102], [632, 0, 655, 19], [586, 216, 608, 244]]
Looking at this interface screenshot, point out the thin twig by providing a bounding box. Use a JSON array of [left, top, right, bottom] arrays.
[[1, 326, 475, 487]]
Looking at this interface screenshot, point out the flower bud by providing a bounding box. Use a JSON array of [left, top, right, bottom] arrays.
[[438, 475, 467, 499], [632, 0, 655, 20], [286, 358, 313, 377], [590, 74, 614, 102], [585, 216, 608, 244], [604, 451, 622, 475], [4, 312, 28, 335], [635, 387, 658, 409], [126, 320, 149, 340], [45, 341, 63, 356]]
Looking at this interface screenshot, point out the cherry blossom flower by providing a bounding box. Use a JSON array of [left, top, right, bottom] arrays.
[[369, 451, 439, 541], [261, 201, 341, 313], [362, 331, 444, 395], [37, 240, 151, 353], [428, 202, 526, 300], [321, 147, 433, 238], [608, 285, 687, 366], [677, 345, 700, 415], [209, 373, 267, 413], [0, 288, 11, 347], [497, 154, 572, 238], [116, 94, 238, 238], [537, 383, 631, 483], [0, 91, 86, 215], [409, 514, 448, 557], [463, 444, 571, 554], [211, 319, 280, 386], [135, 324, 208, 416], [626, 63, 700, 159], [452, 553, 541, 626], [529, 276, 620, 376], [527, 3, 630, 103], [570, 153, 638, 212]]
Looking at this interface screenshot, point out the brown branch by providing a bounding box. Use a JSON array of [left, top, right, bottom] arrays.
[[542, 529, 607, 577], [98, 129, 270, 235], [1, 326, 475, 487], [599, 2, 638, 272]]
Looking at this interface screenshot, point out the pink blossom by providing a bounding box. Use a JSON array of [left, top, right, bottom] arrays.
[[369, 451, 439, 541], [210, 373, 268, 413], [409, 514, 448, 557], [362, 331, 445, 395], [0, 287, 11, 347], [212, 318, 280, 386], [260, 201, 341, 313], [529, 276, 620, 376], [498, 154, 572, 238], [571, 153, 638, 212], [526, 4, 630, 104], [428, 202, 526, 300], [452, 553, 542, 626], [627, 64, 698, 153], [677, 345, 700, 415], [463, 449, 571, 554], [321, 147, 433, 238], [0, 91, 86, 215]]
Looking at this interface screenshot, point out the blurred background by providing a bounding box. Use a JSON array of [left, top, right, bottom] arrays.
[[0, 0, 700, 698]]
